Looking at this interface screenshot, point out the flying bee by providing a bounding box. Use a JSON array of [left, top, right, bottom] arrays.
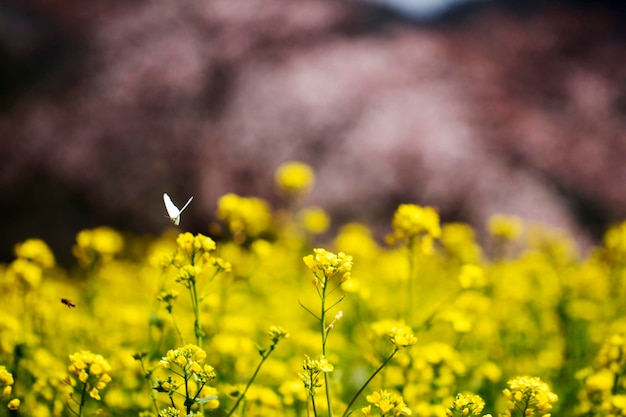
[[61, 298, 76, 308]]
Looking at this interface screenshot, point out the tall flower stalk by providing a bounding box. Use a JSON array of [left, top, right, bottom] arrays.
[[341, 325, 417, 417], [156, 344, 218, 416], [132, 352, 160, 416], [389, 204, 441, 325], [225, 326, 289, 417], [302, 248, 354, 417], [64, 350, 112, 417], [300, 355, 335, 417], [163, 233, 231, 347]]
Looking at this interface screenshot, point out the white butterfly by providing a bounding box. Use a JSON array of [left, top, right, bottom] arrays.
[[163, 193, 193, 226]]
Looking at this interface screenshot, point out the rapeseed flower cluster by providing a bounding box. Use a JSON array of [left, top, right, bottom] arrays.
[[361, 389, 412, 416], [6, 238, 55, 290], [168, 232, 222, 283], [488, 215, 523, 241], [403, 342, 468, 414], [298, 206, 331, 235], [602, 220, 626, 264], [446, 393, 486, 417], [388, 325, 418, 349], [158, 406, 181, 417], [303, 247, 353, 288], [575, 333, 626, 416], [274, 161, 315, 198], [457, 264, 486, 290], [299, 355, 334, 397], [65, 350, 112, 416], [0, 365, 19, 411], [160, 345, 216, 384], [73, 226, 124, 267], [67, 350, 112, 399], [0, 366, 14, 397], [160, 232, 231, 346], [503, 376, 558, 417], [157, 344, 218, 415], [2, 161, 626, 417], [216, 193, 272, 242], [596, 334, 626, 374], [390, 203, 441, 253], [14, 238, 55, 269]]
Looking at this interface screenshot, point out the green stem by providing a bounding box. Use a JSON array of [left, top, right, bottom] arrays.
[[78, 381, 88, 417], [311, 394, 318, 417], [520, 399, 529, 417], [340, 348, 399, 417], [168, 310, 186, 346], [323, 372, 333, 417], [320, 280, 333, 417], [184, 373, 192, 416], [139, 360, 160, 416], [189, 283, 203, 347], [406, 239, 416, 324], [417, 290, 463, 331], [199, 270, 220, 301], [189, 251, 203, 348], [225, 347, 275, 417]]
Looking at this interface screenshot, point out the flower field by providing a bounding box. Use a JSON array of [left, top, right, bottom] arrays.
[[2, 162, 626, 417]]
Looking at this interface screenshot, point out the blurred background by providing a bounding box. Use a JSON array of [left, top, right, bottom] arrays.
[[1, 0, 625, 263]]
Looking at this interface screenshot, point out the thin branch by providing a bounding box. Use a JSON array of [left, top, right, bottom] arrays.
[[299, 299, 321, 321], [324, 295, 345, 313]]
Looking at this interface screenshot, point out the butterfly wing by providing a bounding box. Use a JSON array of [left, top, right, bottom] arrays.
[[178, 196, 194, 214], [163, 193, 181, 219]]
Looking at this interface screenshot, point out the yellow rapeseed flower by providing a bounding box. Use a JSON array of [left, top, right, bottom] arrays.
[[7, 258, 43, 289], [440, 223, 482, 263], [14, 238, 55, 269], [503, 376, 558, 416], [303, 248, 353, 288], [583, 368, 614, 393], [175, 232, 196, 254], [597, 334, 626, 373], [160, 345, 215, 382], [176, 264, 203, 285], [391, 204, 441, 241], [268, 326, 290, 344], [603, 221, 626, 259], [299, 355, 333, 396], [274, 161, 315, 197], [298, 206, 330, 234], [7, 237, 56, 289], [67, 350, 112, 402], [446, 393, 485, 416], [217, 194, 272, 242], [73, 227, 124, 266], [364, 389, 412, 416], [458, 264, 486, 289], [0, 366, 14, 397], [390, 204, 441, 254], [159, 406, 181, 417], [488, 215, 523, 241], [199, 386, 220, 409], [7, 398, 19, 410], [388, 326, 418, 349], [172, 232, 218, 269], [335, 223, 380, 259]]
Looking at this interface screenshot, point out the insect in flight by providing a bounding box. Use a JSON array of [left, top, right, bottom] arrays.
[[163, 193, 193, 226], [61, 298, 76, 308]]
